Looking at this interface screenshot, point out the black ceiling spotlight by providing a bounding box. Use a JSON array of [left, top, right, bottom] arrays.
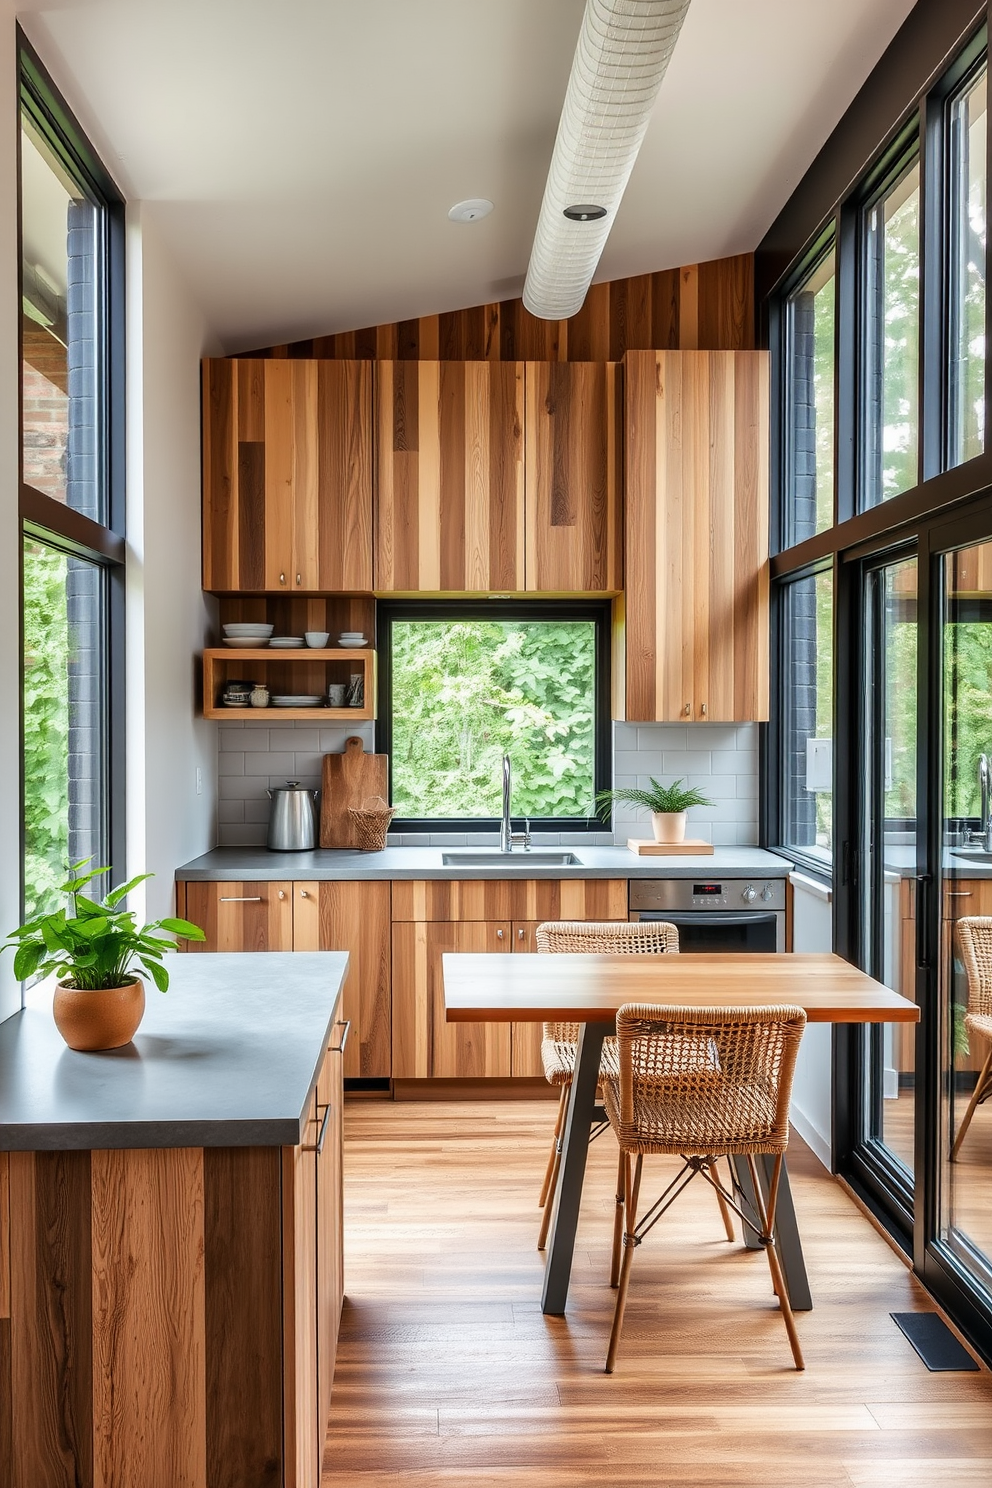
[[562, 204, 608, 222]]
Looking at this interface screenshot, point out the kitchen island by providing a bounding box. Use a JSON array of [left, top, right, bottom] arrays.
[[0, 952, 348, 1488]]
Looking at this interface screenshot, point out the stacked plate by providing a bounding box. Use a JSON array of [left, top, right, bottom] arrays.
[[271, 694, 322, 708], [222, 622, 274, 648], [269, 636, 306, 649], [337, 632, 368, 648]]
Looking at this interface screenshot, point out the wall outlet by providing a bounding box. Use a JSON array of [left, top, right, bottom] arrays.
[[196, 766, 203, 796]]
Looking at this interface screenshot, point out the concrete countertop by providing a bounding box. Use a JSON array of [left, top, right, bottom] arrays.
[[176, 845, 795, 882], [0, 952, 346, 1151]]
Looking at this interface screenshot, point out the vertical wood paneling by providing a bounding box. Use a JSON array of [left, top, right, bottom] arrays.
[[316, 361, 373, 590], [293, 881, 392, 1079], [624, 350, 769, 723], [9, 1151, 93, 1488], [202, 361, 237, 591], [262, 359, 299, 590], [91, 1147, 206, 1488], [182, 882, 295, 953], [524, 362, 622, 592], [0, 1153, 8, 1320], [282, 1107, 319, 1488], [237, 360, 266, 592]]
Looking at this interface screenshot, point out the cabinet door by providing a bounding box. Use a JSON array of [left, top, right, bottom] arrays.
[[510, 921, 545, 1077], [182, 881, 293, 951], [282, 1091, 320, 1488], [316, 1029, 345, 1459], [375, 360, 525, 592], [624, 350, 769, 722], [294, 882, 392, 1078], [524, 362, 622, 593], [391, 921, 512, 1078], [201, 358, 373, 593]]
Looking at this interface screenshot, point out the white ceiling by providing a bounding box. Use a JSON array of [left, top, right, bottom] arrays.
[[19, 0, 917, 351]]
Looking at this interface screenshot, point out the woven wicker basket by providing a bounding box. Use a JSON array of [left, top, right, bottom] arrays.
[[348, 795, 395, 852]]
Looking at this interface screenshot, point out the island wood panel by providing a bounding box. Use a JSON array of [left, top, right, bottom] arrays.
[[375, 359, 525, 592], [203, 1147, 283, 1488], [90, 1147, 206, 1488], [239, 253, 755, 362], [293, 882, 392, 1079], [390, 877, 627, 924], [316, 1035, 344, 1447], [282, 1096, 319, 1488], [8, 1150, 93, 1488], [624, 349, 769, 722], [182, 881, 294, 952], [392, 921, 513, 1078], [201, 358, 373, 594], [524, 361, 622, 593], [0, 1153, 8, 1319]]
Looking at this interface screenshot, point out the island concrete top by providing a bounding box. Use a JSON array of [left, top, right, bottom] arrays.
[[176, 844, 794, 882], [0, 952, 346, 1151]]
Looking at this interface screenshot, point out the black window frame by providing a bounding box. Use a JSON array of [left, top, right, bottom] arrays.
[[375, 598, 612, 834], [17, 28, 126, 916]]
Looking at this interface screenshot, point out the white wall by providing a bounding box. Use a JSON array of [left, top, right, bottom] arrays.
[[0, 3, 21, 1019], [126, 208, 218, 919], [789, 870, 834, 1168]]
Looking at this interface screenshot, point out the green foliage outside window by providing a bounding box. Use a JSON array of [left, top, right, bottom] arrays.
[[944, 620, 992, 819], [23, 539, 70, 919], [390, 620, 596, 819]]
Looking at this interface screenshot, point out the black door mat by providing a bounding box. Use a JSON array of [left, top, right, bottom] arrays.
[[891, 1312, 979, 1370]]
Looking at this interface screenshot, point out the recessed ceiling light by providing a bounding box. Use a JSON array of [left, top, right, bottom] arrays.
[[447, 199, 494, 223], [563, 204, 607, 222]]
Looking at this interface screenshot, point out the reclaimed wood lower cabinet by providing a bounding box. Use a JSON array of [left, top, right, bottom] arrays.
[[0, 1030, 346, 1488], [390, 880, 628, 1081]]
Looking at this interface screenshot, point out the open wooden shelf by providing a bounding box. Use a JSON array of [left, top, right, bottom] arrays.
[[202, 647, 376, 721]]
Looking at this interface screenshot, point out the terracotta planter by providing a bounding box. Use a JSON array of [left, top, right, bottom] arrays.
[[53, 979, 146, 1052], [651, 810, 688, 844]]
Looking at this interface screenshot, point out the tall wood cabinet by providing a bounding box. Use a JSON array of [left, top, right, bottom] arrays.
[[202, 358, 373, 592], [623, 350, 770, 722]]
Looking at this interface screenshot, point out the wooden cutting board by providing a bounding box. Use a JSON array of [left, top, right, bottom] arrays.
[[320, 738, 389, 848], [627, 839, 715, 856]]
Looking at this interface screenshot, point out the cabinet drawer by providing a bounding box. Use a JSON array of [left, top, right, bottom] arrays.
[[182, 881, 294, 951], [390, 879, 628, 923]]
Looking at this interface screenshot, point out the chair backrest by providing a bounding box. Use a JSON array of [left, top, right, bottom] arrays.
[[613, 1002, 807, 1154], [536, 920, 679, 1045], [956, 917, 992, 1020], [535, 920, 679, 955]]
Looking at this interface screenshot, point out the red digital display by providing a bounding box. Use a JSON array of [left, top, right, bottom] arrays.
[[693, 883, 723, 895]]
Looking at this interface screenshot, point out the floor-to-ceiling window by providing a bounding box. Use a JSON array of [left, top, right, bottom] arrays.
[[764, 17, 992, 1360], [18, 34, 125, 923]]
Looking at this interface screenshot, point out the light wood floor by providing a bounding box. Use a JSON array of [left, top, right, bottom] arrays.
[[323, 1100, 992, 1487]]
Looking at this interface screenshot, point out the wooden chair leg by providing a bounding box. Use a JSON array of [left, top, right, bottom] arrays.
[[950, 1042, 992, 1161], [748, 1155, 805, 1372], [605, 1153, 643, 1374], [610, 1145, 625, 1287], [537, 1140, 563, 1251], [539, 1086, 569, 1206], [712, 1161, 736, 1242]]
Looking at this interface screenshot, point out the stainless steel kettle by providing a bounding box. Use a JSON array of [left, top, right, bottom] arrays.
[[266, 781, 319, 851]]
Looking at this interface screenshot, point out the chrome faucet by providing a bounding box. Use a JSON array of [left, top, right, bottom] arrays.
[[500, 754, 531, 853], [974, 754, 992, 851]]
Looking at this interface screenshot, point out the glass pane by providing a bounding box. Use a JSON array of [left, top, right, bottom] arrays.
[[23, 538, 107, 918], [861, 558, 918, 1177], [20, 114, 104, 521], [940, 542, 992, 1298], [863, 161, 920, 507], [781, 569, 833, 864], [389, 619, 596, 821], [785, 248, 835, 543], [948, 67, 987, 469]]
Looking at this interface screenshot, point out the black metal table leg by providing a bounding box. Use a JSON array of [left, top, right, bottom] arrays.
[[541, 1020, 613, 1315], [731, 1152, 812, 1312]]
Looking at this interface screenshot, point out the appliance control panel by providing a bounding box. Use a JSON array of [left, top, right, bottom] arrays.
[[629, 877, 787, 913]]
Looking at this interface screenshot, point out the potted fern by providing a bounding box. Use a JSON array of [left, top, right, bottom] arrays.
[[3, 862, 205, 1051], [596, 777, 714, 844]]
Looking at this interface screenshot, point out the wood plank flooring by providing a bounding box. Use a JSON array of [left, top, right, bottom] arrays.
[[323, 1100, 992, 1487]]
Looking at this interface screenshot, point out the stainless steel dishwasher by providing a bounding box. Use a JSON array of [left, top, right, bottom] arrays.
[[629, 876, 786, 953]]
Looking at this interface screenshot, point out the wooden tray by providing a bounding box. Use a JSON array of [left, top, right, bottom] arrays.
[[627, 839, 715, 857], [321, 738, 389, 848]]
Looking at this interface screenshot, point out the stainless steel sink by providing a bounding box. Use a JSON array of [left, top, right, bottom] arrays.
[[441, 850, 582, 868], [951, 847, 992, 863]]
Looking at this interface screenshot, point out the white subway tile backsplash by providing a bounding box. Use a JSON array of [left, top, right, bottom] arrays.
[[217, 799, 245, 823], [217, 753, 245, 777]]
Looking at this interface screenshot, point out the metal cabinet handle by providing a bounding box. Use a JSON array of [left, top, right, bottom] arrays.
[[302, 1102, 331, 1155], [278, 891, 286, 900], [329, 1019, 351, 1054], [518, 928, 526, 941], [300, 889, 309, 898], [683, 702, 691, 716], [296, 573, 302, 586], [496, 928, 505, 939], [947, 891, 973, 897], [220, 896, 262, 902], [279, 572, 286, 585], [700, 703, 707, 716]]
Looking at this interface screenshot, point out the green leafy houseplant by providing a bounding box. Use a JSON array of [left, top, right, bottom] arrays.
[[596, 776, 714, 821], [2, 861, 205, 992]]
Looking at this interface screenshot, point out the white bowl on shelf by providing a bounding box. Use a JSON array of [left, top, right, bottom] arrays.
[[337, 637, 368, 648], [223, 636, 271, 648], [268, 637, 306, 648], [223, 623, 274, 636]]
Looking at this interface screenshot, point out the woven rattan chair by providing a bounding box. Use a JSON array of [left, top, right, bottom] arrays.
[[535, 919, 690, 1251], [950, 918, 992, 1160], [602, 1002, 807, 1374]]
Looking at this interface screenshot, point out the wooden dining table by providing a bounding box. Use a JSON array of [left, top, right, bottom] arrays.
[[442, 951, 920, 1316]]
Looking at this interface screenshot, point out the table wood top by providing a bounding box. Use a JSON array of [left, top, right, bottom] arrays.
[[441, 952, 920, 1025]]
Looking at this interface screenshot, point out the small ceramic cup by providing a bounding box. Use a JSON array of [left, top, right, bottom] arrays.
[[327, 683, 346, 707], [305, 631, 330, 649]]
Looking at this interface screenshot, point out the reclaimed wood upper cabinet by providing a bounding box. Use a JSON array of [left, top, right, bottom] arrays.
[[202, 358, 373, 593], [623, 350, 769, 723], [375, 360, 525, 591], [524, 361, 622, 593]]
